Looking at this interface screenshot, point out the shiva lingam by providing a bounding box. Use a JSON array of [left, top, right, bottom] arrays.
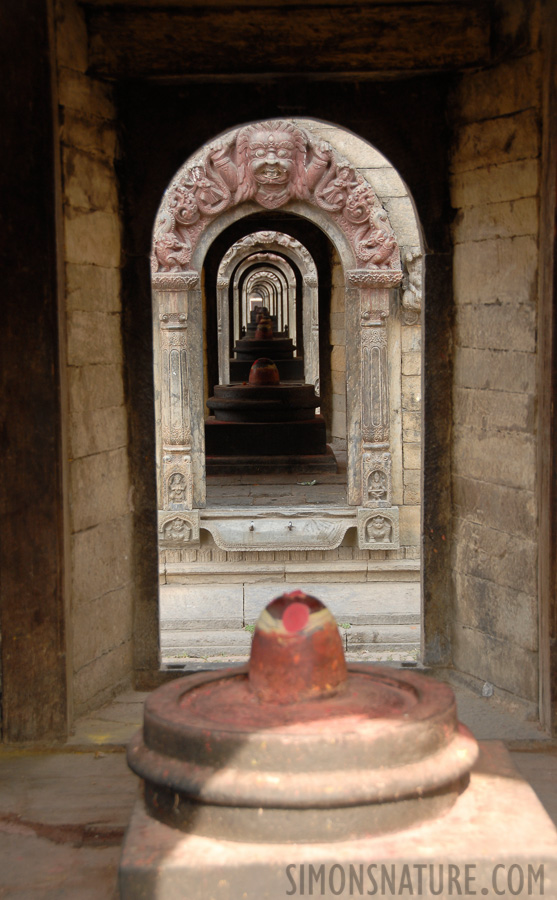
[[205, 358, 336, 472], [230, 305, 305, 383], [127, 591, 478, 843]]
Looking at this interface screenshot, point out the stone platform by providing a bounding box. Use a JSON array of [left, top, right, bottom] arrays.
[[119, 742, 557, 899]]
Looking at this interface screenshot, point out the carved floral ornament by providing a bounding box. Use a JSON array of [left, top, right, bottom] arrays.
[[151, 121, 402, 284]]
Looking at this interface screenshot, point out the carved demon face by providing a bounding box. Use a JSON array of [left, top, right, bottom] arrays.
[[366, 515, 392, 543], [246, 130, 296, 188]]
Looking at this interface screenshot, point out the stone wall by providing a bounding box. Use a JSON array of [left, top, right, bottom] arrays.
[[55, 0, 134, 715], [450, 47, 542, 702]]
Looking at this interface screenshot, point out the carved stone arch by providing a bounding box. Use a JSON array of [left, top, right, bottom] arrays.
[[151, 119, 402, 515], [216, 231, 319, 389], [242, 265, 288, 336]]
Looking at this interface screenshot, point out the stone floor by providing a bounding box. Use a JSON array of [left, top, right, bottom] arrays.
[[205, 455, 348, 508], [1, 681, 556, 898], [160, 580, 421, 663]]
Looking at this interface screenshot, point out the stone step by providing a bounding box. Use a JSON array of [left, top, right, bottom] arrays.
[[160, 584, 243, 630], [164, 559, 420, 584], [161, 629, 253, 659], [244, 581, 420, 625], [345, 623, 420, 648]]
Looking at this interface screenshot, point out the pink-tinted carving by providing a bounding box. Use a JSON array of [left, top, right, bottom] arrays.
[[152, 121, 400, 274]]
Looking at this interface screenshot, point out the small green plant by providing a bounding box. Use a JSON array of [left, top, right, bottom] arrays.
[[338, 622, 351, 630], [244, 624, 256, 633]]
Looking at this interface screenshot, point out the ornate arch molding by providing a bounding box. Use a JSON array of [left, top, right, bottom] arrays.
[[217, 231, 319, 390], [152, 120, 403, 543]]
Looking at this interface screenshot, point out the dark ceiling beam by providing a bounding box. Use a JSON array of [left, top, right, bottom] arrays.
[[83, 3, 492, 80]]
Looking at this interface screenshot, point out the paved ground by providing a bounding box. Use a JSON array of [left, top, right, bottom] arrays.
[[1, 684, 556, 899]]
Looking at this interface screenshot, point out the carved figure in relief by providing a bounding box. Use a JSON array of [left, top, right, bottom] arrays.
[[402, 249, 423, 312], [365, 515, 393, 543], [163, 518, 192, 542], [368, 470, 388, 501], [168, 473, 187, 503]]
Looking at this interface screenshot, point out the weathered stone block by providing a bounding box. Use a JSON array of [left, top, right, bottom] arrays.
[[452, 475, 536, 539], [58, 66, 115, 121], [159, 584, 243, 630], [402, 409, 421, 443], [454, 571, 538, 652], [403, 443, 421, 469], [70, 403, 128, 459], [73, 584, 133, 670], [361, 166, 408, 198], [71, 514, 133, 605], [453, 427, 536, 491], [63, 148, 119, 212], [452, 518, 537, 595], [455, 303, 536, 353], [451, 109, 540, 173], [451, 159, 539, 208], [330, 344, 346, 372], [453, 347, 536, 393], [66, 262, 121, 312], [383, 197, 421, 246], [401, 350, 421, 376], [69, 363, 124, 412], [397, 505, 421, 548], [64, 208, 120, 267], [70, 446, 131, 533], [401, 326, 421, 353], [60, 109, 118, 159], [452, 197, 538, 244], [403, 469, 421, 504], [453, 236, 538, 305], [453, 386, 535, 434], [453, 53, 542, 124], [401, 374, 421, 410], [452, 622, 538, 701], [67, 310, 122, 366], [73, 640, 132, 715]]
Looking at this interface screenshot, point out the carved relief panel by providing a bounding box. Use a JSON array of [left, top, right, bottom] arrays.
[[357, 507, 400, 550], [158, 510, 200, 547]]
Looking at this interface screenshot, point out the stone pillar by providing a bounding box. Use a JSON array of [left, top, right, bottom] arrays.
[[153, 272, 205, 511], [216, 277, 230, 385], [302, 273, 320, 391], [347, 271, 402, 543]]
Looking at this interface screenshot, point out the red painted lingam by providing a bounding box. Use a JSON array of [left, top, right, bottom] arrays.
[[127, 591, 479, 843]]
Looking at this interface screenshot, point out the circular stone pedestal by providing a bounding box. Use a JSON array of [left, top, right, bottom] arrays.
[[127, 592, 478, 844]]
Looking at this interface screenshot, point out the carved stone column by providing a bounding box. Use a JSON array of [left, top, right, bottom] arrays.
[[153, 272, 205, 515], [347, 271, 402, 541]]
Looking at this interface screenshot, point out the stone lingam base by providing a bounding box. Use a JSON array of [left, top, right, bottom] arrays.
[[205, 364, 337, 474], [120, 593, 557, 898], [119, 742, 557, 900]]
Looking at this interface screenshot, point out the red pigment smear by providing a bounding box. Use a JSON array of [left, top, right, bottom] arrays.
[[282, 601, 310, 633]]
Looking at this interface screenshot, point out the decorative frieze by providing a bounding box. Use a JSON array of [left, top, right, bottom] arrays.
[[202, 510, 355, 552], [152, 271, 200, 291], [153, 122, 401, 278], [357, 507, 400, 550]]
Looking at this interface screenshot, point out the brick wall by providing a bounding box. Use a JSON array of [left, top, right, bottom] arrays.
[[450, 50, 542, 702], [55, 0, 134, 715]]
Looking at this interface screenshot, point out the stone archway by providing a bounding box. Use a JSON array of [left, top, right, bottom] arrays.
[[152, 118, 404, 554], [216, 231, 318, 390]]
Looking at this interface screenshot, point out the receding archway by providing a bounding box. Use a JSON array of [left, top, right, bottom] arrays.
[[151, 117, 424, 666]]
